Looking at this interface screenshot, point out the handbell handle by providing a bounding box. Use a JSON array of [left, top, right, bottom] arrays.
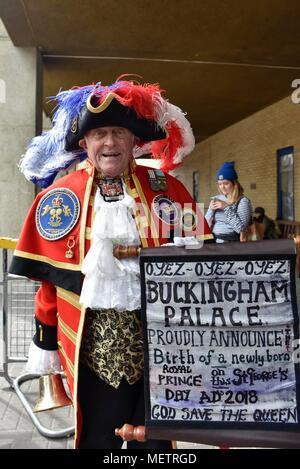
[[113, 245, 141, 259], [115, 423, 146, 442]]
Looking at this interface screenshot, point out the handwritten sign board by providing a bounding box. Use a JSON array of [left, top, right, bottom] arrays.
[[140, 240, 300, 448]]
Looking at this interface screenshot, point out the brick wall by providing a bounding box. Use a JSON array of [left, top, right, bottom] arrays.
[[173, 95, 300, 221]]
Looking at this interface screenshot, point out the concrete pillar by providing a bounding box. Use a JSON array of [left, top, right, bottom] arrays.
[[0, 19, 40, 238]]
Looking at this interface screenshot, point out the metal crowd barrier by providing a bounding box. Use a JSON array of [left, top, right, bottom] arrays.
[[0, 237, 74, 439]]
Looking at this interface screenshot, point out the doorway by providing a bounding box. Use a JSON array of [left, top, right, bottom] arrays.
[[277, 146, 294, 220]]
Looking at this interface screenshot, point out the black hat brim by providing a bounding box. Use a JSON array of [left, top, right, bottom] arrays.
[[65, 95, 166, 152]]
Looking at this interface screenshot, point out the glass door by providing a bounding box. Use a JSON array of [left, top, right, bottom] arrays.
[[277, 146, 294, 220], [193, 171, 200, 202]]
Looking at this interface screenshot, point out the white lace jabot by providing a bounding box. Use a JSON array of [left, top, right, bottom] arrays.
[[79, 181, 141, 311]]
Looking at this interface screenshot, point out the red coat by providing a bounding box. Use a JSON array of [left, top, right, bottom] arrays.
[[10, 162, 212, 445]]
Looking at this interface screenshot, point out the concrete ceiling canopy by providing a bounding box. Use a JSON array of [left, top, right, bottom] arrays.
[[1, 0, 300, 141]]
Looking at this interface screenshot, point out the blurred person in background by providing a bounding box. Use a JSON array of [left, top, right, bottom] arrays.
[[205, 161, 252, 243], [253, 206, 280, 239]]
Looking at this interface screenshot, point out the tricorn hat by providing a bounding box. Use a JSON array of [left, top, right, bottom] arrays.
[[20, 79, 195, 187]]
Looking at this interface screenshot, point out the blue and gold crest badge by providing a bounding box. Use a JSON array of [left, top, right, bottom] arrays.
[[35, 188, 80, 240]]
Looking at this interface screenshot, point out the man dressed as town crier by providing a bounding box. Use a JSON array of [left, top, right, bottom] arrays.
[[10, 77, 212, 448]]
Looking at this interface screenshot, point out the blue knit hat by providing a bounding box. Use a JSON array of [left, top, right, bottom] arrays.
[[216, 162, 238, 181]]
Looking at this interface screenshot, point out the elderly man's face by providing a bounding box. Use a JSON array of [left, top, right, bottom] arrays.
[[79, 126, 136, 177]]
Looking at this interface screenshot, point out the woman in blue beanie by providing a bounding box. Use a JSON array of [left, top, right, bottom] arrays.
[[205, 162, 252, 242]]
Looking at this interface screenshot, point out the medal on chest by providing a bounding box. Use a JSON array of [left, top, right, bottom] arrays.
[[97, 177, 124, 202]]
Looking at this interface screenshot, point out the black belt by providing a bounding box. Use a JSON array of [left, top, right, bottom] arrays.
[[214, 232, 240, 242]]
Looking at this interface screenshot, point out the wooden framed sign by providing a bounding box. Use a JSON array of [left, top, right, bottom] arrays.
[[140, 240, 300, 448]]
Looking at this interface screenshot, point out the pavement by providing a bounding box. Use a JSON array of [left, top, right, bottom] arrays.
[[0, 275, 299, 450], [0, 364, 75, 449], [0, 363, 213, 450]]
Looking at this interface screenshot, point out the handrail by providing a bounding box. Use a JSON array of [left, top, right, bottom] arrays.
[[1, 238, 75, 439], [14, 374, 74, 439], [0, 237, 18, 250]]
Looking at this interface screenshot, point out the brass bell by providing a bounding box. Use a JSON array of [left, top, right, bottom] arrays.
[[33, 373, 73, 413]]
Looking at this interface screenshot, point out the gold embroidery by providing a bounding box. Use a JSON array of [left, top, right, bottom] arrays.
[[79, 173, 94, 264], [56, 287, 81, 310], [39, 325, 43, 342], [58, 341, 74, 377], [58, 316, 77, 345], [14, 250, 82, 271], [132, 174, 160, 247], [80, 308, 144, 389]]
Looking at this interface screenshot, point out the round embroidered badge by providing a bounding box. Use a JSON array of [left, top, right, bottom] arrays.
[[181, 208, 197, 232], [35, 188, 80, 240], [153, 195, 181, 225]]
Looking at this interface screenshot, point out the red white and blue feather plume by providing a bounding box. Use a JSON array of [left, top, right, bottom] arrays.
[[19, 80, 195, 187]]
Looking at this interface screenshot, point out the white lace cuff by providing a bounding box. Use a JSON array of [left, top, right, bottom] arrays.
[[25, 341, 62, 375]]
